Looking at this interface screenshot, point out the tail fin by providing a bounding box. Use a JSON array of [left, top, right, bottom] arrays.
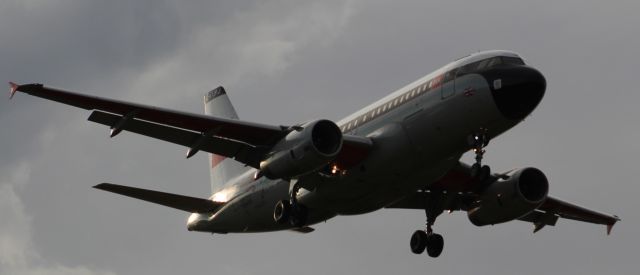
[[204, 87, 249, 193]]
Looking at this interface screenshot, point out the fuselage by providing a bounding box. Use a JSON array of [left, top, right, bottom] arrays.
[[188, 50, 546, 233]]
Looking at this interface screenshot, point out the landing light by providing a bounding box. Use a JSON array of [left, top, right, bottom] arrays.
[[212, 191, 229, 203], [322, 163, 347, 177], [331, 164, 340, 174]]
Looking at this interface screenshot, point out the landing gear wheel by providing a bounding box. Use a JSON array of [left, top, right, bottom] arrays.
[[471, 164, 491, 182], [273, 200, 291, 224], [426, 234, 444, 258], [410, 230, 428, 254], [289, 204, 308, 228], [479, 165, 491, 181], [470, 163, 481, 178]]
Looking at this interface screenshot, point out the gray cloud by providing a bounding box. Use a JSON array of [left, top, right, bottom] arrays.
[[0, 163, 115, 275]]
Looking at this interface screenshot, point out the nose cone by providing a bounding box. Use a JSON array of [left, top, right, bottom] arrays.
[[483, 65, 546, 120]]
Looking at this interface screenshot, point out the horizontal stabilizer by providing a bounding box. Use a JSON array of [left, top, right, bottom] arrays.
[[94, 183, 222, 213]]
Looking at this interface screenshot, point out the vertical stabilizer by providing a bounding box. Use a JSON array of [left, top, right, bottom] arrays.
[[204, 87, 249, 193]]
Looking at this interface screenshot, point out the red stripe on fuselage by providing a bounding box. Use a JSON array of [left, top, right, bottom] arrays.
[[430, 168, 475, 192]]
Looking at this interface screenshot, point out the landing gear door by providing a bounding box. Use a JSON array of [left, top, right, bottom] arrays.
[[440, 69, 456, 99]]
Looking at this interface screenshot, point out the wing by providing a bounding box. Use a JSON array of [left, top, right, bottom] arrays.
[[11, 83, 371, 169], [387, 161, 620, 234], [536, 196, 620, 234]]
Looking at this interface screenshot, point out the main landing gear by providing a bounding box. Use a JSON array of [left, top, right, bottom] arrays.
[[468, 129, 491, 183], [273, 180, 308, 228], [410, 199, 444, 258]]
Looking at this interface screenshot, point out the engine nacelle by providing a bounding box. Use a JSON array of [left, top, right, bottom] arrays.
[[259, 119, 343, 179], [468, 167, 549, 226]]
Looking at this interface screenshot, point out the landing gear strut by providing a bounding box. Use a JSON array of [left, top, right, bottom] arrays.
[[468, 129, 491, 182], [410, 194, 444, 258], [273, 180, 308, 228]]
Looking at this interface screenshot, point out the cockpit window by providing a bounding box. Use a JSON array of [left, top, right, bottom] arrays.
[[502, 56, 525, 65], [485, 56, 502, 68], [457, 56, 525, 76], [456, 56, 525, 77]]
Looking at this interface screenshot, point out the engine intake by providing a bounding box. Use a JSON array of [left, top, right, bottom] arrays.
[[468, 167, 549, 226], [260, 119, 343, 179]]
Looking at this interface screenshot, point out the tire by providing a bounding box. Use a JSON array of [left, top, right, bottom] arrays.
[[289, 204, 308, 228], [479, 165, 491, 182], [273, 200, 291, 224], [426, 234, 444, 258], [410, 230, 427, 254], [470, 163, 481, 178]]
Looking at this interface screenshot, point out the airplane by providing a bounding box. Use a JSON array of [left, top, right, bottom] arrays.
[[9, 50, 619, 258]]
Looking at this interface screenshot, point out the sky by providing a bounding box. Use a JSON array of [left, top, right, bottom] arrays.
[[1, 0, 639, 274]]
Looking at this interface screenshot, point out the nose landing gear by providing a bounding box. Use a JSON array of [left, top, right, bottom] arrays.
[[468, 129, 491, 183]]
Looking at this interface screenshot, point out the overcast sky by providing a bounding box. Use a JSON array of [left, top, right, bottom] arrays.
[[1, 1, 639, 274]]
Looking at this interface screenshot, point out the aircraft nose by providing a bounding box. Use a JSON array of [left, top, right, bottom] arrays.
[[483, 65, 546, 120]]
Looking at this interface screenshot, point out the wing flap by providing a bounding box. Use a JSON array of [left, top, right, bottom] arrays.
[[13, 83, 287, 146], [518, 210, 560, 233], [88, 111, 264, 167], [94, 183, 222, 213]]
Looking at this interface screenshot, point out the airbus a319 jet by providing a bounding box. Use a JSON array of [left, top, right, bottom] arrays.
[[10, 50, 619, 257]]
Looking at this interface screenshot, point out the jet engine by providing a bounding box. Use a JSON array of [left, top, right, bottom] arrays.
[[259, 119, 343, 179], [467, 167, 549, 226]]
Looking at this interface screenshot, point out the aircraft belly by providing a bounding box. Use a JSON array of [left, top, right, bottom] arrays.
[[195, 179, 335, 233]]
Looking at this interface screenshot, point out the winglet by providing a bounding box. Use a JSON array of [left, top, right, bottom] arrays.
[[606, 216, 620, 235], [8, 82, 19, 99]]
